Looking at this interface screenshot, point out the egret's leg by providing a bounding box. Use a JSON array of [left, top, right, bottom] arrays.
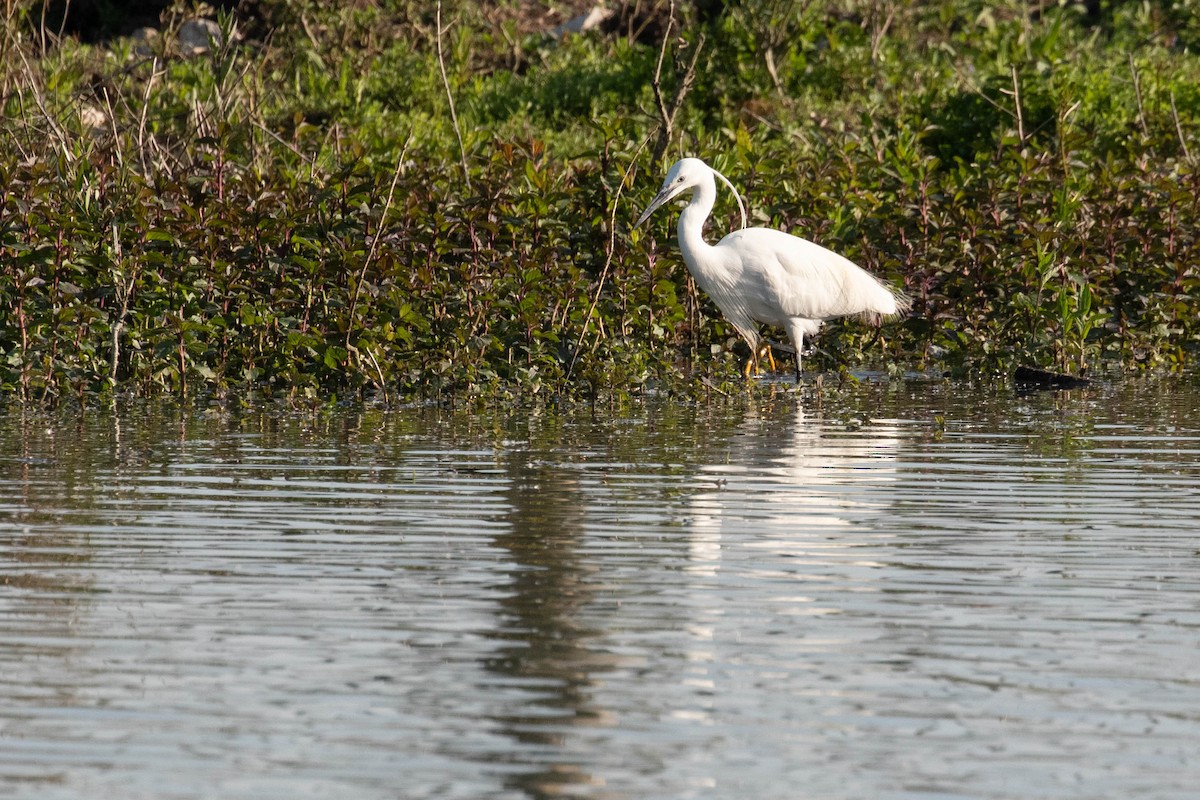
[[743, 354, 760, 377], [763, 344, 777, 373], [743, 337, 761, 378], [793, 332, 804, 381]]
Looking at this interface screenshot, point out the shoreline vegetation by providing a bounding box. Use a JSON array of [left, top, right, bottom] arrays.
[[1, 1, 1198, 405]]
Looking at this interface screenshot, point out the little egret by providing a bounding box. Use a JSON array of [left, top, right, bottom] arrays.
[[635, 157, 910, 378]]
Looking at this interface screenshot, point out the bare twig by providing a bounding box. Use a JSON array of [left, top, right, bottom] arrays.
[[1170, 90, 1191, 161], [56, 0, 71, 46], [136, 57, 162, 177], [1057, 99, 1081, 176], [101, 88, 123, 169], [1010, 64, 1025, 143], [38, 0, 48, 54], [362, 344, 389, 403], [347, 137, 410, 348], [435, 1, 471, 192], [651, 8, 676, 129], [299, 12, 321, 51], [870, 3, 898, 64], [14, 42, 71, 157], [345, 135, 412, 399], [650, 0, 706, 164], [251, 117, 315, 164], [1129, 55, 1148, 137], [763, 47, 781, 92], [565, 133, 654, 380], [109, 222, 136, 387]]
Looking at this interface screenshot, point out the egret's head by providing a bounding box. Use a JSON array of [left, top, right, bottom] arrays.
[[634, 158, 746, 230], [634, 158, 711, 227]]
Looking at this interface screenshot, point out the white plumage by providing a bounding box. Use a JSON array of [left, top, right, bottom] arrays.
[[636, 157, 910, 378]]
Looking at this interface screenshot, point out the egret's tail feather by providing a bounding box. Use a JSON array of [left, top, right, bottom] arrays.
[[858, 282, 911, 325]]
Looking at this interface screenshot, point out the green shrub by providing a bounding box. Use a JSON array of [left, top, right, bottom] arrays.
[[2, 1, 1199, 405]]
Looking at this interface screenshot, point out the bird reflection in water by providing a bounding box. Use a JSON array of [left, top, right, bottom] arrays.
[[482, 448, 622, 798]]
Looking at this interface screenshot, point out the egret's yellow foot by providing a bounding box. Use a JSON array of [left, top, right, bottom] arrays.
[[762, 344, 777, 373], [743, 342, 776, 378]]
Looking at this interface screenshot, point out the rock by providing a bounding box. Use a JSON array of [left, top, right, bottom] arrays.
[[130, 26, 158, 57], [179, 18, 222, 55]]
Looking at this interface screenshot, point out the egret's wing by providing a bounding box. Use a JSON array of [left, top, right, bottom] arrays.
[[724, 228, 901, 322]]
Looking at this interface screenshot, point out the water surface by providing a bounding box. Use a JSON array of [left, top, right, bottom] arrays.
[[2, 378, 1199, 799]]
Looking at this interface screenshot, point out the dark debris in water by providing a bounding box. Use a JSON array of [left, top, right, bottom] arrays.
[[1014, 366, 1092, 391]]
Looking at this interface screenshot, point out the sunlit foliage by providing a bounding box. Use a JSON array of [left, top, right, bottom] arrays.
[[1, 1, 1198, 403]]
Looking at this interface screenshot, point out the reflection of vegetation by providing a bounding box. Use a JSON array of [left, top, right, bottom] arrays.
[[2, 2, 1199, 403]]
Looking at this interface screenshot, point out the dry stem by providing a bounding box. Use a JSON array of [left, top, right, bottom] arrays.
[[565, 133, 654, 380], [436, 1, 471, 192], [650, 0, 705, 164]]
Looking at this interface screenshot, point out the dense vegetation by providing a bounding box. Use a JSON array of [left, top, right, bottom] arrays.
[[2, 1, 1198, 403]]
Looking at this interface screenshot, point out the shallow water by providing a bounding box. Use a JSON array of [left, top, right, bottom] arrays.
[[2, 378, 1200, 799]]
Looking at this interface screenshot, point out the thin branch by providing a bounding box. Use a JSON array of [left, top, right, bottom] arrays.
[[651, 8, 676, 141], [565, 133, 654, 380], [109, 222, 135, 387], [870, 3, 898, 64], [1170, 90, 1191, 162], [650, 0, 706, 164], [56, 0, 71, 45], [436, 1, 471, 192], [1011, 64, 1024, 143], [251, 117, 315, 165], [1129, 54, 1148, 137], [346, 136, 411, 351], [669, 35, 706, 121], [363, 344, 389, 403], [344, 135, 411, 400], [101, 87, 123, 169], [14, 41, 70, 158], [136, 57, 162, 177]]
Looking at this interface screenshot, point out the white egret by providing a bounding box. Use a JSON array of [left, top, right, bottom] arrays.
[[635, 157, 910, 378]]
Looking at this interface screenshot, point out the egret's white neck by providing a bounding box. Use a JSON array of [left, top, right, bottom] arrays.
[[676, 173, 717, 264]]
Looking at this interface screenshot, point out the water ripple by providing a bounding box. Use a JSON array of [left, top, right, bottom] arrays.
[[3, 382, 1200, 799]]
